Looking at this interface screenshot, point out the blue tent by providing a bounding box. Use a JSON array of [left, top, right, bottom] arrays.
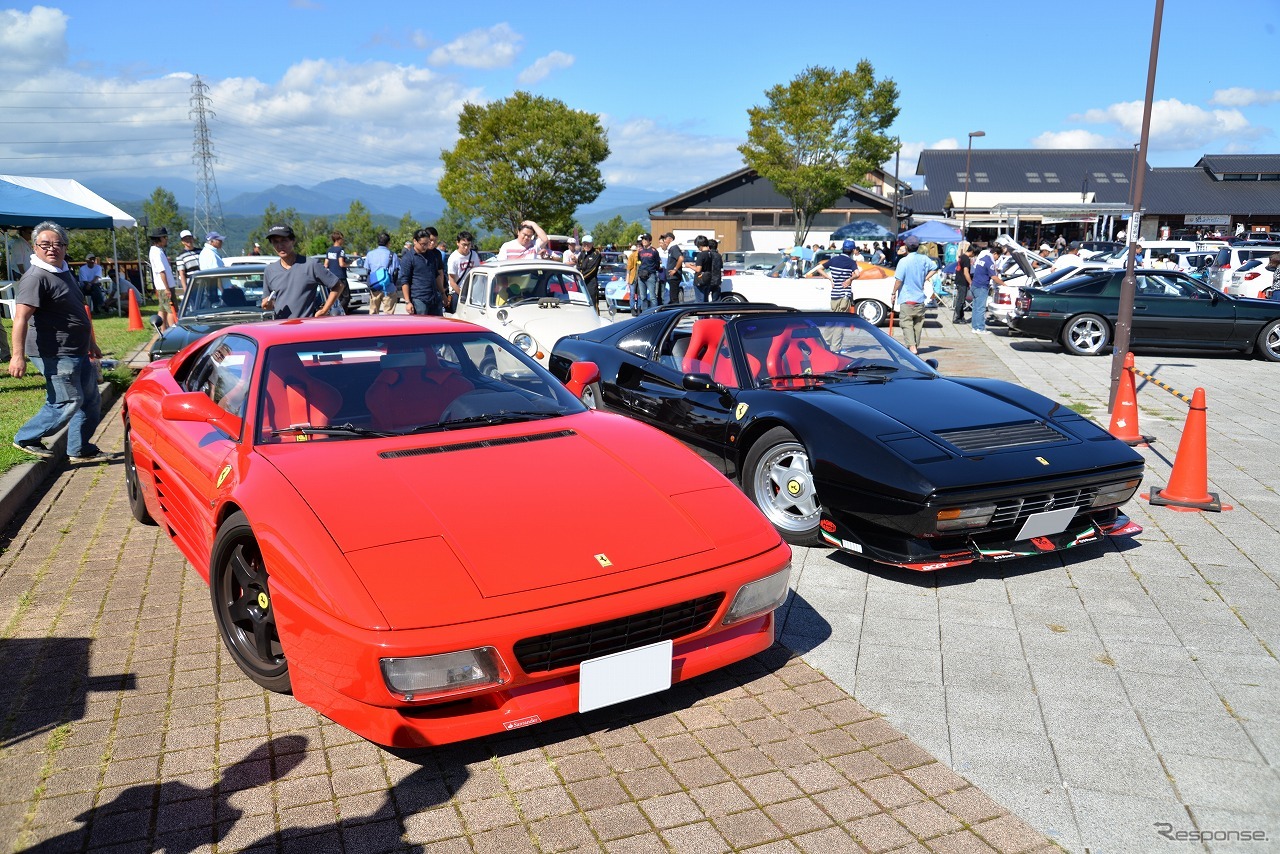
[[901, 220, 963, 243], [0, 181, 113, 229], [830, 220, 895, 241]]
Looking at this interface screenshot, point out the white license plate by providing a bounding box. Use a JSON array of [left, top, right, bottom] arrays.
[[578, 640, 673, 713], [1015, 506, 1079, 541]]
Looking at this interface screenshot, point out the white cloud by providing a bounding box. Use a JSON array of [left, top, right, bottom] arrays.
[[516, 51, 573, 86], [428, 23, 522, 69], [0, 6, 68, 73], [1031, 129, 1115, 149], [599, 117, 743, 191], [1210, 87, 1280, 107], [1069, 98, 1257, 150], [884, 138, 959, 187]]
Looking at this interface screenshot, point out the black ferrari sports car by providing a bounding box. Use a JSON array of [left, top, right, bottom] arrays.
[[550, 304, 1145, 571]]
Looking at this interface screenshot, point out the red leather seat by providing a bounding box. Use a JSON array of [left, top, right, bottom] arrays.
[[765, 328, 844, 387], [262, 352, 344, 433], [683, 318, 726, 374], [365, 350, 474, 432]]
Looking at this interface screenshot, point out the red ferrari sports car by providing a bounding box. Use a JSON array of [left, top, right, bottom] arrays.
[[122, 316, 791, 747]]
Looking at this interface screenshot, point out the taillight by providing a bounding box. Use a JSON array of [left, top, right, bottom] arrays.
[[723, 269, 736, 276], [1244, 272, 1262, 281], [1015, 293, 1031, 312]]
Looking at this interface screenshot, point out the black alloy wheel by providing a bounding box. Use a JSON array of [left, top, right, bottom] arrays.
[[211, 511, 291, 692]]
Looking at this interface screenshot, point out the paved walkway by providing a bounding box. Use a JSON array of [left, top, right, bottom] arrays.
[[2, 307, 1277, 853]]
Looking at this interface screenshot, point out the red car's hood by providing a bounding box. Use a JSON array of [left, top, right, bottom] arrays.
[[260, 415, 728, 600]]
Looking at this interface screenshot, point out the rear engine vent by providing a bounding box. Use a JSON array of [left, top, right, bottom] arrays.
[[934, 421, 1067, 453], [380, 429, 576, 459], [514, 593, 725, 674]]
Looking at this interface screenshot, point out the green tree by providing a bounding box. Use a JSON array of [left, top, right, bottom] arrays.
[[247, 203, 305, 254], [334, 201, 377, 254], [432, 206, 476, 246], [588, 215, 645, 250], [141, 187, 185, 238], [393, 211, 420, 252], [439, 91, 609, 236], [739, 63, 899, 246]]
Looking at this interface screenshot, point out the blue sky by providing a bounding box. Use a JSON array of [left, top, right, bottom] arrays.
[[1, 0, 1278, 201]]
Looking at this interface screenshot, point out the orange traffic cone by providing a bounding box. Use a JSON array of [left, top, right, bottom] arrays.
[[1145, 387, 1231, 512], [127, 287, 144, 331], [1109, 352, 1150, 445]]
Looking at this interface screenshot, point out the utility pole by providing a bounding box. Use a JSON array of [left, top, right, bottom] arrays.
[[190, 75, 225, 239]]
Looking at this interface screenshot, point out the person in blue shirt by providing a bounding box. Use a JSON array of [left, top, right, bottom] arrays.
[[968, 244, 1004, 334], [891, 236, 937, 354]]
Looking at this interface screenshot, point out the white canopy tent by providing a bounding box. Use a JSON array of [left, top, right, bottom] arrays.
[[1, 175, 141, 316]]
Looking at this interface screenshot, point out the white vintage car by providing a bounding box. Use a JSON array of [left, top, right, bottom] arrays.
[[720, 257, 898, 325], [453, 259, 612, 365]]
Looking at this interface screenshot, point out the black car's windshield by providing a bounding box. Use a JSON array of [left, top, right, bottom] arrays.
[[182, 272, 267, 318], [256, 331, 585, 443]]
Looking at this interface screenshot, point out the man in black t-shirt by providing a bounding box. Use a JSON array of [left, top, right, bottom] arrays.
[[659, 233, 683, 305], [634, 233, 663, 312], [691, 236, 713, 302], [576, 234, 602, 313], [952, 240, 972, 323], [325, 231, 350, 313], [707, 239, 724, 300]]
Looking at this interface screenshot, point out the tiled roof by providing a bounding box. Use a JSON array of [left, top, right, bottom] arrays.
[[915, 149, 1142, 212], [1196, 154, 1280, 174], [1143, 167, 1280, 215]]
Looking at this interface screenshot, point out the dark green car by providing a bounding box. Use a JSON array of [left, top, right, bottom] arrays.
[[1008, 268, 1280, 362], [149, 265, 273, 361]]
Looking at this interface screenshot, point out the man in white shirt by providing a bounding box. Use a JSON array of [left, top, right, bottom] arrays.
[[198, 231, 226, 270], [148, 227, 177, 330], [78, 253, 104, 313], [497, 220, 549, 260], [561, 237, 578, 266], [1050, 240, 1085, 272]]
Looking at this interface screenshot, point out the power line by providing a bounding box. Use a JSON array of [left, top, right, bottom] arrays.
[[190, 75, 225, 234]]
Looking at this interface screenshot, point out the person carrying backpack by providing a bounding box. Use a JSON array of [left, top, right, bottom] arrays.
[[365, 231, 400, 314]]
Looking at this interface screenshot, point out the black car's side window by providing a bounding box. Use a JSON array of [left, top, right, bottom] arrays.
[[617, 317, 666, 361]]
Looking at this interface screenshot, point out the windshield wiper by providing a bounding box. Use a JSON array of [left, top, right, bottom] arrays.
[[270, 422, 392, 438], [407, 410, 563, 433]]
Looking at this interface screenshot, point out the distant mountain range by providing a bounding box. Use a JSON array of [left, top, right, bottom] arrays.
[[91, 177, 675, 229]]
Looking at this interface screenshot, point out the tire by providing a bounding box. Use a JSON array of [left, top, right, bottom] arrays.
[[1060, 314, 1111, 356], [123, 416, 155, 525], [580, 381, 603, 410], [719, 292, 747, 304], [1257, 319, 1280, 362], [854, 299, 887, 326], [742, 427, 823, 546], [210, 512, 291, 693]]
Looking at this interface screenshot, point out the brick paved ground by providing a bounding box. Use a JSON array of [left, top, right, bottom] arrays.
[[0, 388, 1057, 853]]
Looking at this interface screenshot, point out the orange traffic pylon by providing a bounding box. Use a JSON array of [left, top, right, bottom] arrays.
[[1108, 352, 1150, 445], [1145, 387, 1231, 512], [127, 287, 144, 331]]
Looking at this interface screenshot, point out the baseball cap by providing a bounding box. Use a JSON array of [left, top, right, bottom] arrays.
[[638, 233, 652, 241], [568, 237, 577, 244], [205, 231, 225, 242], [582, 234, 594, 243], [842, 239, 856, 252], [179, 229, 194, 239], [1039, 243, 1051, 251], [904, 235, 920, 250], [267, 224, 296, 240], [86, 253, 97, 260], [1068, 240, 1082, 249]]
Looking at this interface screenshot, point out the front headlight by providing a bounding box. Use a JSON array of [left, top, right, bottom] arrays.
[[724, 564, 791, 625], [512, 332, 536, 354], [1091, 479, 1141, 508], [380, 647, 507, 702], [935, 504, 997, 532]]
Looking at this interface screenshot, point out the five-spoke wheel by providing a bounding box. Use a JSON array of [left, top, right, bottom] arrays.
[[211, 512, 290, 692], [743, 427, 822, 545]]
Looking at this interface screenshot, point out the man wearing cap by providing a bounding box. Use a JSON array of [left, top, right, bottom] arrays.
[[148, 227, 177, 330], [576, 234, 602, 312], [325, 230, 350, 312], [561, 236, 578, 267], [78, 253, 105, 313], [634, 233, 662, 312], [659, 234, 683, 304], [174, 229, 201, 293], [498, 220, 549, 260], [968, 244, 1003, 335], [199, 231, 227, 270], [805, 239, 864, 313], [260, 224, 343, 319], [891, 235, 937, 354], [1051, 240, 1084, 272]]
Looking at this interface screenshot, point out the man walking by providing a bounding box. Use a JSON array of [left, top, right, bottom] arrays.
[[952, 240, 972, 323], [9, 221, 106, 463], [576, 234, 602, 312], [261, 224, 343, 318], [399, 227, 445, 316], [634, 233, 662, 312], [364, 231, 400, 315], [198, 231, 227, 270], [891, 235, 937, 355], [325, 231, 350, 313], [969, 244, 1002, 335], [148, 227, 177, 331]]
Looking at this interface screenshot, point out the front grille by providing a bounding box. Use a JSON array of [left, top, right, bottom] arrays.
[[990, 487, 1099, 528], [380, 429, 575, 458], [513, 593, 725, 674], [934, 421, 1068, 453]]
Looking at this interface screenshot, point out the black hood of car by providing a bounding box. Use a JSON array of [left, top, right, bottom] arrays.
[[150, 315, 262, 358]]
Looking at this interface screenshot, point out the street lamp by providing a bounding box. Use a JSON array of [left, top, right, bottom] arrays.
[[961, 130, 985, 240]]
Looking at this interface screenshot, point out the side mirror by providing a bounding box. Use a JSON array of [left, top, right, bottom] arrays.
[[683, 373, 726, 394], [924, 358, 940, 370], [563, 360, 601, 399], [161, 391, 242, 436]]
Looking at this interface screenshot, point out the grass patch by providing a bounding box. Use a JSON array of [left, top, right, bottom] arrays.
[[1, 315, 151, 476], [1047, 623, 1068, 633], [1067, 401, 1095, 416]]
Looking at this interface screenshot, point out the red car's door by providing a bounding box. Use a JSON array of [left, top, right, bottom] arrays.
[[155, 334, 258, 570]]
